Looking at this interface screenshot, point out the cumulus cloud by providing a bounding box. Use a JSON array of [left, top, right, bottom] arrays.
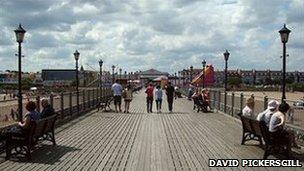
[[0, 0, 303, 73]]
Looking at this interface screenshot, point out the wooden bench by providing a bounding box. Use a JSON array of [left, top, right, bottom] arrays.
[[238, 113, 290, 159], [98, 96, 113, 112], [5, 114, 57, 160]]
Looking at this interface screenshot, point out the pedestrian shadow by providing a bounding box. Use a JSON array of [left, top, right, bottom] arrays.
[[0, 144, 81, 165]]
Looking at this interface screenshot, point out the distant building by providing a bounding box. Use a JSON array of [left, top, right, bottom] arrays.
[[41, 69, 76, 86], [138, 69, 169, 83], [214, 69, 304, 85], [179, 68, 304, 86]]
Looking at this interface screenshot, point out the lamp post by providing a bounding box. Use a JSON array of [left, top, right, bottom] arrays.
[[202, 59, 206, 88], [14, 24, 26, 122], [279, 24, 291, 102], [223, 50, 230, 113], [190, 66, 193, 84], [99, 59, 103, 101], [112, 65, 115, 84], [178, 71, 181, 86], [119, 68, 122, 79], [74, 50, 80, 114], [174, 72, 177, 85]]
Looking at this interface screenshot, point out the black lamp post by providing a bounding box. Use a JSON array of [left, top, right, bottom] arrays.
[[112, 65, 115, 84], [119, 68, 122, 79], [178, 71, 181, 85], [223, 50, 230, 113], [279, 24, 291, 102], [74, 50, 80, 114], [14, 24, 26, 122], [190, 66, 193, 84], [124, 71, 127, 79], [202, 59, 206, 88], [99, 59, 103, 101], [174, 72, 177, 85]]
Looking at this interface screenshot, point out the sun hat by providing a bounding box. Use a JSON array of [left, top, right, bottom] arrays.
[[267, 100, 279, 110]]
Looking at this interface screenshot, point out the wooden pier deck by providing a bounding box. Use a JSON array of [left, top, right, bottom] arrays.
[[0, 90, 302, 171]]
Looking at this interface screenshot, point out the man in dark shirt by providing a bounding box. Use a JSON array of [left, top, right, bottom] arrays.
[[165, 82, 175, 112], [41, 98, 55, 118]]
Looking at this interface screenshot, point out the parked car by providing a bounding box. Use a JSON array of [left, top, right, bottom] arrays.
[[293, 100, 304, 110]]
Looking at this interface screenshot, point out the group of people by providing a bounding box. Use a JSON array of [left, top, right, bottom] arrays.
[[191, 88, 211, 112], [1, 99, 55, 138], [145, 82, 175, 113], [111, 80, 133, 113], [242, 97, 300, 151]]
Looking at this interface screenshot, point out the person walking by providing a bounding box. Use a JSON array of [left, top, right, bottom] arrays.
[[122, 85, 133, 113], [111, 80, 123, 113], [145, 83, 154, 113], [155, 85, 163, 113], [165, 82, 175, 113]]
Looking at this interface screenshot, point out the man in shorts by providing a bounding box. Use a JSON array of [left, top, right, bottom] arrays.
[[112, 80, 123, 112]]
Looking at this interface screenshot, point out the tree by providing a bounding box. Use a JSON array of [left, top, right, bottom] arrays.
[[228, 76, 242, 87], [21, 77, 34, 90], [286, 75, 295, 84]]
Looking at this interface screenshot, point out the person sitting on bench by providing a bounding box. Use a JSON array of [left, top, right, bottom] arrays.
[[192, 89, 200, 110], [242, 97, 255, 118], [256, 100, 279, 126], [192, 89, 208, 112], [269, 102, 300, 149], [40, 98, 55, 118], [202, 89, 211, 111]]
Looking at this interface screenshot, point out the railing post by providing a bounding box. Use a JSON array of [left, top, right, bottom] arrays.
[[83, 90, 86, 111], [213, 91, 216, 110], [240, 93, 244, 113], [231, 92, 235, 116], [61, 92, 64, 119], [224, 91, 227, 113], [36, 96, 41, 113], [69, 92, 72, 116], [264, 96, 268, 110], [251, 94, 255, 113], [88, 90, 91, 108], [92, 89, 95, 106], [218, 90, 221, 111], [50, 93, 54, 109]]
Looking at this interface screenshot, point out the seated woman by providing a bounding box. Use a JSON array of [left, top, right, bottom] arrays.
[[269, 102, 300, 149], [201, 89, 211, 111], [8, 101, 41, 135], [242, 97, 255, 118], [191, 89, 200, 110]]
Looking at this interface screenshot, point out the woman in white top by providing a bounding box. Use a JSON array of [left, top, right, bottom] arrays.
[[242, 97, 255, 118], [155, 85, 163, 113]]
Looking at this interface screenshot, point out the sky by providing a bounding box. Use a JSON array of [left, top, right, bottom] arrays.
[[0, 0, 303, 74]]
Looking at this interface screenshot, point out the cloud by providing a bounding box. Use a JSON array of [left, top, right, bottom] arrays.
[[0, 0, 303, 73]]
